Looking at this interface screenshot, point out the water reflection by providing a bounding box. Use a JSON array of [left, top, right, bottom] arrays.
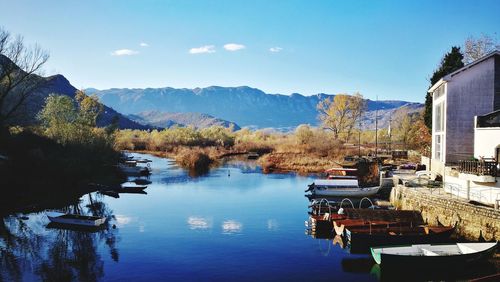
[[115, 214, 133, 226], [187, 216, 213, 230], [0, 192, 120, 282], [267, 219, 279, 231], [221, 220, 242, 234]]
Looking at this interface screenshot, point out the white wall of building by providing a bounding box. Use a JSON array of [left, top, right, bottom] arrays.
[[474, 127, 500, 159]]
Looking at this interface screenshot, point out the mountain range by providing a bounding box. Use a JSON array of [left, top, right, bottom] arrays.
[[128, 111, 241, 130], [2, 53, 423, 131], [0, 54, 145, 129], [86, 86, 423, 129]]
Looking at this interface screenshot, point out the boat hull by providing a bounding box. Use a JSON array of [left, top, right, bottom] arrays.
[[347, 226, 455, 253], [372, 243, 498, 267], [311, 186, 380, 197], [47, 214, 106, 227]]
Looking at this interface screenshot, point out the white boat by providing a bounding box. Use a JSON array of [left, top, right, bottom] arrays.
[[46, 211, 106, 227], [371, 242, 498, 266], [306, 179, 381, 197]]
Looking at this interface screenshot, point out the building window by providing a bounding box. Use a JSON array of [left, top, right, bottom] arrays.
[[434, 101, 445, 133], [435, 135, 442, 160], [433, 84, 445, 100]]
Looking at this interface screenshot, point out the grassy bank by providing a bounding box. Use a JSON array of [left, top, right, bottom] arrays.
[[116, 126, 363, 174]]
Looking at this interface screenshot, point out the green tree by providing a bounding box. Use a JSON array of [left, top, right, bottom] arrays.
[[38, 94, 77, 144], [424, 47, 464, 131], [75, 90, 103, 127]]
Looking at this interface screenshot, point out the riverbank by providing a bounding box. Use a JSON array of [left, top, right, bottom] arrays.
[[132, 146, 344, 174], [390, 185, 500, 241], [115, 127, 355, 174], [0, 128, 125, 212]]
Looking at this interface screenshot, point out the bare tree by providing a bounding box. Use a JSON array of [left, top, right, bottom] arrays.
[[317, 93, 366, 141], [463, 33, 499, 64], [0, 27, 49, 126]]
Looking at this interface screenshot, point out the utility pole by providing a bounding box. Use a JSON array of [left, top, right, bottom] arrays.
[[388, 116, 392, 153], [358, 120, 362, 157], [375, 95, 378, 158]]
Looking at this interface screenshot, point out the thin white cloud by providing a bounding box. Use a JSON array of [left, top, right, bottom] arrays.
[[187, 216, 213, 230], [111, 49, 139, 56], [189, 45, 216, 54], [221, 220, 242, 234], [269, 47, 283, 53], [140, 42, 149, 47], [224, 43, 245, 51]]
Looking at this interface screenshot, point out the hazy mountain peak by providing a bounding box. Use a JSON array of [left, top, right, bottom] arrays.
[[90, 85, 423, 129]]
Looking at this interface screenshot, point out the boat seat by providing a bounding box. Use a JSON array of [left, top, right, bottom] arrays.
[[420, 248, 439, 256]]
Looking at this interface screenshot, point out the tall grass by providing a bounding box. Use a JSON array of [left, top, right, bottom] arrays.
[[115, 125, 354, 173]]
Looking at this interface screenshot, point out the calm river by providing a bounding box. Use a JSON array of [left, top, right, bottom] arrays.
[[0, 153, 496, 281]]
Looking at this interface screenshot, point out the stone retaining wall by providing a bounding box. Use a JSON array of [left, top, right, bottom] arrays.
[[390, 185, 500, 241]]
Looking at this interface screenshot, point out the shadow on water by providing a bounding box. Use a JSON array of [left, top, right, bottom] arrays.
[[370, 261, 498, 281], [0, 192, 121, 282]]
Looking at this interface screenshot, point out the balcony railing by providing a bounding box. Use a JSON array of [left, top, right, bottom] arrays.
[[458, 159, 498, 177]]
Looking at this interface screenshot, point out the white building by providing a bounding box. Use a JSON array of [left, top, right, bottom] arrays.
[[427, 51, 500, 207]]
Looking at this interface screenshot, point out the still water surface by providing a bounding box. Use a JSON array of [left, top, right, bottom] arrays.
[[1, 153, 496, 281]]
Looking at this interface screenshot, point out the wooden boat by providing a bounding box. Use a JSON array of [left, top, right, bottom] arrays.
[[306, 179, 381, 197], [346, 225, 455, 252], [99, 190, 120, 198], [371, 242, 498, 267], [307, 213, 334, 232], [132, 178, 152, 185], [333, 209, 425, 236], [113, 185, 148, 193], [46, 211, 106, 227], [333, 219, 414, 236]]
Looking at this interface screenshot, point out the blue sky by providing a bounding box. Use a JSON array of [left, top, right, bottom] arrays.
[[1, 0, 499, 102]]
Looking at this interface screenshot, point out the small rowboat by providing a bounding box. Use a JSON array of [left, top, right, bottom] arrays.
[[113, 185, 148, 193], [132, 178, 152, 185], [99, 190, 120, 198], [347, 225, 455, 252], [46, 211, 106, 227], [371, 242, 498, 267]]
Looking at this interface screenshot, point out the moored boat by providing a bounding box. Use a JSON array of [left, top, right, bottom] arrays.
[[132, 178, 152, 185], [113, 184, 148, 193], [306, 179, 381, 197], [118, 163, 150, 176], [46, 211, 106, 227], [99, 190, 120, 198], [371, 242, 498, 267], [332, 209, 425, 236], [347, 225, 455, 252]]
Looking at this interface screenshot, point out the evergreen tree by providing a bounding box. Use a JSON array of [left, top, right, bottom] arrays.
[[424, 46, 464, 131]]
